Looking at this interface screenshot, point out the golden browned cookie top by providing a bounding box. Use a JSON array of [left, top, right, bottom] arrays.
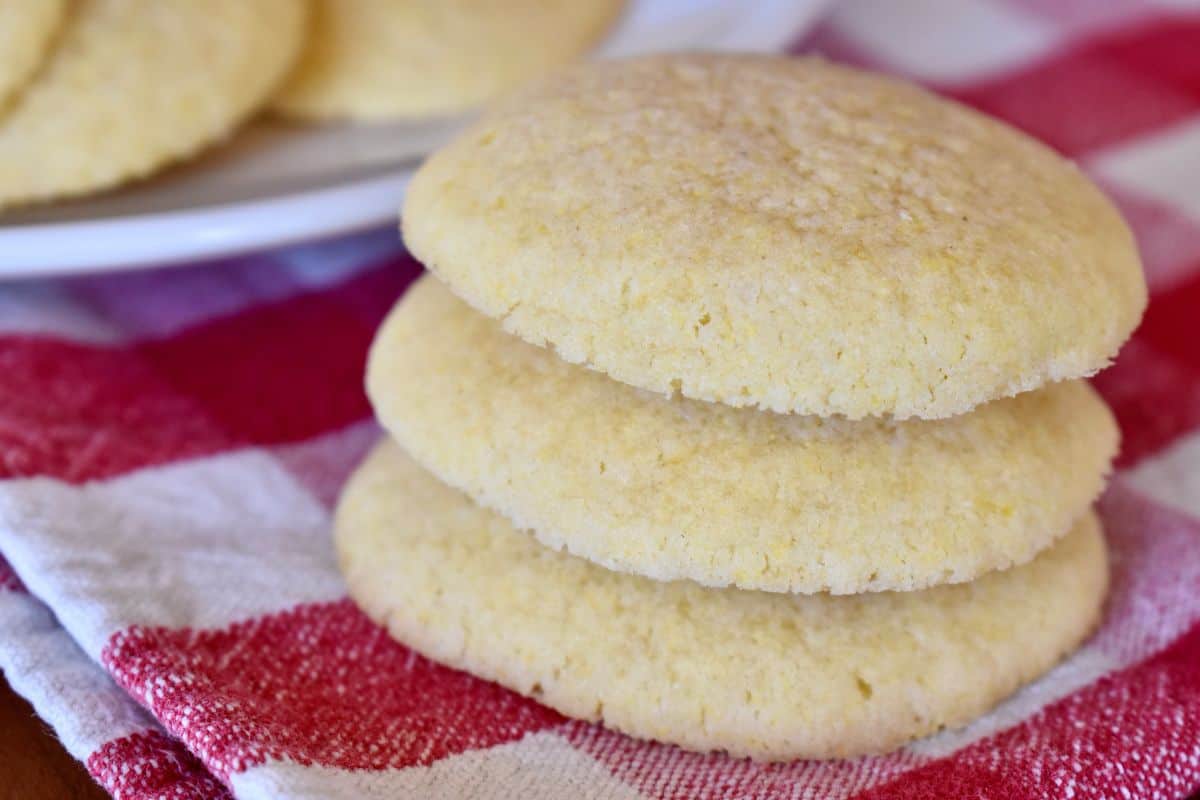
[[404, 54, 1146, 418]]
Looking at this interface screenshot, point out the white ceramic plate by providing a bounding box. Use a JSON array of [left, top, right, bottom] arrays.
[[0, 0, 830, 278]]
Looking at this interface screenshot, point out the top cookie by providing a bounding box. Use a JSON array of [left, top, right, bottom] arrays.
[[272, 0, 624, 121], [404, 54, 1147, 419]]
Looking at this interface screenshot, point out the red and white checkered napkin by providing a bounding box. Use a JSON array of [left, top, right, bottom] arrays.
[[2, 3, 1200, 798]]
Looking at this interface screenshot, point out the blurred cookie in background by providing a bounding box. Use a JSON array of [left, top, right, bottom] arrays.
[[272, 0, 624, 121], [0, 0, 66, 112], [0, 0, 308, 211]]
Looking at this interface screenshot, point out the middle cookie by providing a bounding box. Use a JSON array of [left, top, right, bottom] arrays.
[[369, 276, 1117, 594]]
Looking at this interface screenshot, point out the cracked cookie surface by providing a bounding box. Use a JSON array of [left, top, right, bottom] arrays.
[[403, 54, 1147, 419]]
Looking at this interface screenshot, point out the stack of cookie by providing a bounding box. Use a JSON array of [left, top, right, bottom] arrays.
[[336, 55, 1147, 759]]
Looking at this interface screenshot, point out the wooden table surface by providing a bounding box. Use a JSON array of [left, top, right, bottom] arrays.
[[0, 674, 108, 800]]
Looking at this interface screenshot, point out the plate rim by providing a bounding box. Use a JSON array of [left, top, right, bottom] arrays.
[[0, 0, 829, 278]]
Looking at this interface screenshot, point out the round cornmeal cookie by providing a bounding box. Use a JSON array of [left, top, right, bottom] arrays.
[[335, 441, 1109, 760], [272, 0, 623, 121], [368, 276, 1117, 594], [0, 0, 308, 210], [403, 54, 1147, 419], [0, 0, 66, 112]]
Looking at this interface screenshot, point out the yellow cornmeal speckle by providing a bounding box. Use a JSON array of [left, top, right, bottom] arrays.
[[403, 54, 1147, 420], [0, 0, 66, 113], [335, 441, 1108, 761], [368, 276, 1118, 594], [272, 0, 623, 121], [0, 0, 308, 210]]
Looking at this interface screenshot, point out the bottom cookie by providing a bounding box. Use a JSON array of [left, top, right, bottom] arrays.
[[335, 441, 1108, 761]]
